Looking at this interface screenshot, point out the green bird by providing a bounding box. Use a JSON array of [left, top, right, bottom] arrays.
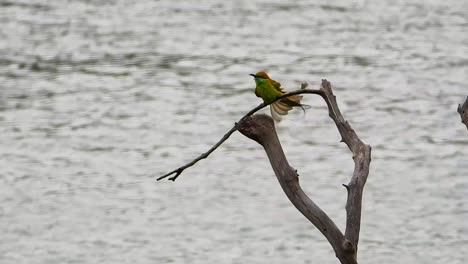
[[250, 71, 306, 122]]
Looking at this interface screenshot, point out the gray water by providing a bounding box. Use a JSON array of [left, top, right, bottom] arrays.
[[1, 0, 467, 263]]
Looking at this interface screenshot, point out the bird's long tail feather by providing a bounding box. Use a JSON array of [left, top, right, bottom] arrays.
[[270, 95, 310, 122]]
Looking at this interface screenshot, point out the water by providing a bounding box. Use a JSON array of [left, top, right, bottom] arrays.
[[1, 0, 467, 263]]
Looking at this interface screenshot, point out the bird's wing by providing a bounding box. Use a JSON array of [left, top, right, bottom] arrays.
[[270, 79, 283, 92]]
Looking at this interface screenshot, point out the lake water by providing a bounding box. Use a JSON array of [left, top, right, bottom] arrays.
[[0, 0, 467, 263]]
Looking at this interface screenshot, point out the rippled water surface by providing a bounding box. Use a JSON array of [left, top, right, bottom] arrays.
[[1, 0, 467, 263]]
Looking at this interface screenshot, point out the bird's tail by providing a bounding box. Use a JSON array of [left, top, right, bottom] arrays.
[[270, 94, 309, 122]]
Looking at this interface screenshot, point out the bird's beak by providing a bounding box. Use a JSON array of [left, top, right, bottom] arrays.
[[249, 74, 256, 78]]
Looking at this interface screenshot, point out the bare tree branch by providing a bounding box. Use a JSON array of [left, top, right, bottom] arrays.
[[458, 96, 468, 131], [157, 125, 239, 181], [157, 88, 323, 181], [236, 115, 355, 264], [319, 80, 372, 251], [236, 80, 371, 264]]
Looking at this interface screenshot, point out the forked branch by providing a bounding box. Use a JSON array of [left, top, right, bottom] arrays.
[[236, 80, 371, 264]]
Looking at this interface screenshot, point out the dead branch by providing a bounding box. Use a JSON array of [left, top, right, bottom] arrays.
[[236, 80, 371, 264], [157, 87, 323, 181], [457, 96, 468, 131]]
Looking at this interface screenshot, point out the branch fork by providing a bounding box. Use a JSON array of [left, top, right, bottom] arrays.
[[159, 79, 372, 264], [236, 80, 371, 264]]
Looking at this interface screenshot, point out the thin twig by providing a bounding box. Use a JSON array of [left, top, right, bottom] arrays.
[[157, 88, 324, 181], [157, 125, 239, 181]]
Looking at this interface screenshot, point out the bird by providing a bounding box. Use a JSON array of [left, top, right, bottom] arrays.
[[250, 71, 307, 122]]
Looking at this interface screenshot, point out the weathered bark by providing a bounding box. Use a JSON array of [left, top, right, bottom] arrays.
[[236, 80, 371, 264], [458, 96, 468, 131]]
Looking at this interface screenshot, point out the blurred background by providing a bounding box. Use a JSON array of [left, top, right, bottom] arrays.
[[1, 0, 467, 263]]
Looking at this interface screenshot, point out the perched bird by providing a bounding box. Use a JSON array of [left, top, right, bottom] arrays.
[[250, 71, 307, 122]]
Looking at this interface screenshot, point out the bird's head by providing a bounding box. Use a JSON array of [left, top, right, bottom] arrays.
[[249, 71, 271, 80], [250, 71, 271, 86]]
